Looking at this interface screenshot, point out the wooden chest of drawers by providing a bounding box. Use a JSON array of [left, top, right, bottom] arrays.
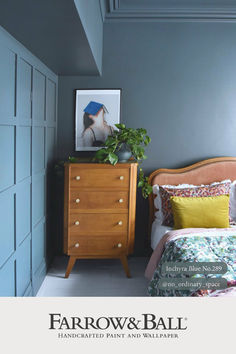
[[64, 163, 138, 278]]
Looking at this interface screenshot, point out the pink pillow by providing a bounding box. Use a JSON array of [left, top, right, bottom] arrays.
[[159, 181, 231, 226]]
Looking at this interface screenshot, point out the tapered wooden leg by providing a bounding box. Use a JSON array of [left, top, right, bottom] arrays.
[[120, 255, 131, 278], [65, 256, 77, 278]]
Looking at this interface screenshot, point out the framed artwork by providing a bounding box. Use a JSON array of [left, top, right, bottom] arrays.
[[75, 89, 121, 151]]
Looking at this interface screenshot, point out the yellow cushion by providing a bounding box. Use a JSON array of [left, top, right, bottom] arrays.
[[170, 195, 230, 229]]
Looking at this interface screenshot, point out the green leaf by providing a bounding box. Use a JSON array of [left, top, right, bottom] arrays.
[[137, 128, 147, 135], [105, 135, 117, 146], [94, 149, 108, 161], [144, 136, 151, 146], [108, 152, 118, 165], [115, 123, 126, 130], [68, 156, 77, 163], [138, 181, 144, 187]]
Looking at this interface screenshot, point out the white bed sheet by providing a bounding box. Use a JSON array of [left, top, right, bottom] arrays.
[[150, 222, 236, 250]]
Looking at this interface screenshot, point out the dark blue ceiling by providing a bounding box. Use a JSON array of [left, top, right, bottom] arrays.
[[1, 0, 236, 76], [0, 0, 102, 75]]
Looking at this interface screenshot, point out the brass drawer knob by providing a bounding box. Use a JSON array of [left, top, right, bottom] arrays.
[[75, 221, 80, 225], [118, 221, 123, 226], [75, 198, 80, 203], [76, 176, 80, 180], [119, 176, 124, 180], [75, 243, 80, 248], [117, 243, 122, 248], [119, 198, 123, 203]]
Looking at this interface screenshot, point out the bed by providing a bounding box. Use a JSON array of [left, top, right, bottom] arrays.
[[145, 157, 236, 297]]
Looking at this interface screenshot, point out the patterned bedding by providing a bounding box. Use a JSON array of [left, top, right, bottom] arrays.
[[146, 228, 236, 297]]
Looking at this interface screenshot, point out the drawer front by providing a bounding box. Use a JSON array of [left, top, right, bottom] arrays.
[[70, 168, 129, 189], [68, 234, 127, 256], [69, 213, 128, 234], [70, 191, 129, 211]]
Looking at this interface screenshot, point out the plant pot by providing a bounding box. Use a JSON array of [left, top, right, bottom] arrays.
[[115, 143, 132, 162]]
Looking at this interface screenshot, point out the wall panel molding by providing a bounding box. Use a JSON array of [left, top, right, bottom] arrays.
[[105, 1, 236, 21]]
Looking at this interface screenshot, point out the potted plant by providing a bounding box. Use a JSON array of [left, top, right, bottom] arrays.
[[94, 123, 152, 198]]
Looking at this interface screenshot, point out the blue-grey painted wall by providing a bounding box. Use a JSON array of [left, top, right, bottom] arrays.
[[58, 21, 236, 253], [74, 0, 103, 74], [0, 25, 58, 296]]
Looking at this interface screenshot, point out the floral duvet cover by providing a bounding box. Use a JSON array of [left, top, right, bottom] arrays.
[[146, 228, 236, 297]]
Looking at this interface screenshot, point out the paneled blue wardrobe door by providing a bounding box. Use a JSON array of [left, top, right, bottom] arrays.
[[31, 62, 47, 294], [0, 125, 15, 191], [16, 126, 31, 183], [16, 237, 31, 296], [16, 182, 31, 246], [46, 79, 56, 122], [32, 174, 45, 226], [32, 222, 45, 274], [32, 126, 45, 174], [33, 69, 46, 122], [0, 44, 15, 119], [17, 58, 32, 121], [0, 259, 15, 296], [0, 192, 14, 267]]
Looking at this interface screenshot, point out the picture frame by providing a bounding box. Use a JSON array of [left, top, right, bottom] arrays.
[[75, 89, 121, 151]]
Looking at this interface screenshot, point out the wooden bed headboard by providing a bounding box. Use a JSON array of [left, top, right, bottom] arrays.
[[148, 157, 236, 235]]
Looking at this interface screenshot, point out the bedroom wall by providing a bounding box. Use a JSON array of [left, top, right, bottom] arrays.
[[58, 21, 236, 254], [0, 26, 58, 296]]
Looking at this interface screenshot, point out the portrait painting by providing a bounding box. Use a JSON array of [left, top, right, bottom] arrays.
[[75, 89, 121, 151]]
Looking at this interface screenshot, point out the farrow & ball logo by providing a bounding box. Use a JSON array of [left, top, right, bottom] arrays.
[[49, 313, 188, 340]]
